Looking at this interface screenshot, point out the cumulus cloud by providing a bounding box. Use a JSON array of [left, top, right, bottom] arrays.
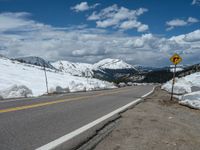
[[0, 12, 200, 66], [183, 30, 200, 42], [166, 17, 199, 30], [191, 0, 200, 5], [0, 12, 31, 31], [0, 12, 51, 32], [71, 2, 99, 12], [87, 4, 149, 32], [187, 17, 199, 23]]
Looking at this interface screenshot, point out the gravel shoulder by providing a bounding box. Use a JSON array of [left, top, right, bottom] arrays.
[[94, 87, 200, 150]]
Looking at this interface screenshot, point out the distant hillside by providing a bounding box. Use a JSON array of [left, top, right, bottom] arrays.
[[93, 58, 136, 70], [52, 58, 139, 83], [141, 67, 173, 83], [92, 59, 138, 83], [4, 55, 200, 84], [132, 64, 200, 83], [52, 61, 93, 77], [14, 56, 56, 70], [134, 65, 160, 73], [178, 64, 200, 77]]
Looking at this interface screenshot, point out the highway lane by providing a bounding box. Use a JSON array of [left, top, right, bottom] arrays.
[[0, 85, 154, 150]]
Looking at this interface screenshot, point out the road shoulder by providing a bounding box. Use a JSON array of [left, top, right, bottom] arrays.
[[94, 87, 200, 150]]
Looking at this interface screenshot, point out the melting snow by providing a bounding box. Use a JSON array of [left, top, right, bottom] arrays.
[[162, 72, 200, 109], [0, 57, 116, 99]]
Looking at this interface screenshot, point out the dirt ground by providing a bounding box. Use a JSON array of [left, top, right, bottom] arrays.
[[94, 87, 200, 150]]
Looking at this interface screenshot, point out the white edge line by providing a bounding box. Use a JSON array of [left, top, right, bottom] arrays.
[[36, 86, 155, 150], [0, 98, 34, 103], [141, 86, 155, 98]]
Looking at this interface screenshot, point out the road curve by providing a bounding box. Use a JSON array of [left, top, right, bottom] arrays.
[[0, 85, 154, 150]]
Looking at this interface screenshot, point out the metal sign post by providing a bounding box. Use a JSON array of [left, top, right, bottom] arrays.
[[43, 65, 49, 94], [169, 53, 182, 101], [170, 64, 177, 100], [85, 68, 90, 84]]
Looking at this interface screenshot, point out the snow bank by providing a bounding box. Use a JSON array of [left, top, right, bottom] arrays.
[[162, 72, 200, 109], [0, 57, 116, 99], [162, 72, 200, 94], [49, 86, 70, 94], [179, 91, 200, 109], [162, 78, 192, 94], [0, 85, 32, 99]]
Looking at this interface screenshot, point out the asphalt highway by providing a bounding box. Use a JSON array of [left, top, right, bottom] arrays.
[[0, 85, 154, 150]]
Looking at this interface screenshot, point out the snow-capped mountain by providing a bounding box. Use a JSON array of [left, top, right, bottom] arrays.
[[0, 57, 115, 99], [92, 59, 138, 82], [93, 58, 136, 70], [14, 56, 56, 70], [11, 56, 139, 83], [52, 61, 93, 77], [52, 58, 139, 82]]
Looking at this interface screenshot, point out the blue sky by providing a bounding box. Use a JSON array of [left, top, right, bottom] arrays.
[[0, 0, 200, 66]]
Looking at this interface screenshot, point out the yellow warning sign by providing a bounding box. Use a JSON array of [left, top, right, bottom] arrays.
[[170, 53, 182, 65]]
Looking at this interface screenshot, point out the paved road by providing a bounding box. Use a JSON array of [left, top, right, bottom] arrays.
[[0, 85, 154, 150]]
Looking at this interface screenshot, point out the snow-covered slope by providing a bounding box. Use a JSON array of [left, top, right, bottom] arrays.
[[169, 65, 184, 73], [0, 57, 115, 99], [162, 72, 200, 109], [52, 61, 93, 77], [52, 58, 138, 82], [93, 58, 136, 70], [134, 65, 159, 73], [15, 56, 56, 70]]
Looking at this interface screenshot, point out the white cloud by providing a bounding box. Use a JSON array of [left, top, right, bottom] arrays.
[[87, 4, 148, 32], [0, 12, 31, 31], [192, 0, 200, 5], [87, 12, 100, 20], [188, 17, 199, 23], [166, 19, 187, 30], [137, 24, 149, 32], [120, 20, 141, 30], [71, 2, 99, 12], [183, 30, 200, 42], [1, 12, 200, 66], [0, 12, 51, 32], [119, 20, 149, 32], [166, 17, 199, 30], [167, 19, 187, 26]]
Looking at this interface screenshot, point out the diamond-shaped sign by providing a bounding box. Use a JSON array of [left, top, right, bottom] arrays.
[[170, 53, 182, 65]]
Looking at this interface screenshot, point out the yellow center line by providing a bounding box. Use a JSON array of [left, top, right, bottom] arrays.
[[0, 88, 133, 114]]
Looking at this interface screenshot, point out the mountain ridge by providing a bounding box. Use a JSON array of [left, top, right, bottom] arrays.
[[14, 56, 56, 70], [12, 56, 139, 82]]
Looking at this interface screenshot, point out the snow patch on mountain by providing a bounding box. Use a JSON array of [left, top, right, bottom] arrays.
[[52, 61, 93, 77], [15, 56, 56, 70], [93, 58, 136, 70], [52, 58, 138, 79]]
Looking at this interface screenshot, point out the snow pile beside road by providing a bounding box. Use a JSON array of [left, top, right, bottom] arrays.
[[0, 57, 116, 99], [0, 85, 33, 99], [179, 91, 200, 109], [162, 78, 192, 94], [162, 72, 200, 109]]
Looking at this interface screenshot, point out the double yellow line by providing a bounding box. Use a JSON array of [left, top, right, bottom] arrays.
[[0, 88, 132, 114]]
